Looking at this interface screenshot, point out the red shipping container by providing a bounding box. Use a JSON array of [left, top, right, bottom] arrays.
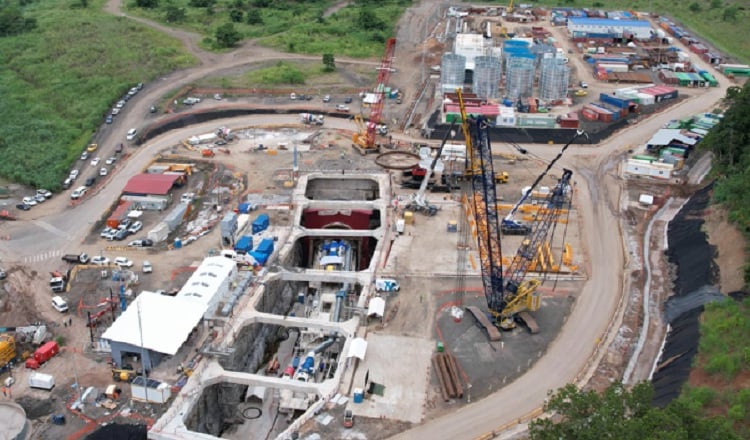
[[581, 109, 598, 121], [34, 341, 60, 364]]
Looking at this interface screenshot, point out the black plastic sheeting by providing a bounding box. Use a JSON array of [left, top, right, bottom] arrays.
[[85, 423, 147, 440], [651, 183, 718, 408]]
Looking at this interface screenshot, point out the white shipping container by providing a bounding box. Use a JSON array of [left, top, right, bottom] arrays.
[[147, 222, 170, 243], [597, 63, 629, 73], [29, 372, 55, 390], [131, 377, 171, 403], [636, 93, 655, 105]]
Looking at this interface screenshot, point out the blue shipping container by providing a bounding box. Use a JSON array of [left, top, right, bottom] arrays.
[[250, 251, 270, 265], [234, 235, 253, 253], [255, 238, 275, 256], [599, 93, 631, 109], [252, 213, 270, 234]]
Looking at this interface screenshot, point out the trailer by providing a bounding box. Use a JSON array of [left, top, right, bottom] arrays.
[[300, 113, 324, 125], [61, 253, 89, 264], [28, 372, 55, 391]]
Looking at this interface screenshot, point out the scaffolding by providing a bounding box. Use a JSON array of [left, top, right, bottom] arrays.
[[441, 53, 467, 93], [472, 56, 502, 100], [505, 55, 535, 99], [538, 58, 570, 101]]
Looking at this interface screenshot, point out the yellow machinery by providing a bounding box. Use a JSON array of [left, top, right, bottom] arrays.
[[0, 335, 16, 369], [112, 367, 137, 382]]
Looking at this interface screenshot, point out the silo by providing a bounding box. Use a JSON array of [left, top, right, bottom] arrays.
[[472, 56, 502, 100], [532, 43, 557, 69], [441, 53, 467, 94], [505, 54, 536, 99], [0, 401, 30, 440], [538, 58, 571, 101]]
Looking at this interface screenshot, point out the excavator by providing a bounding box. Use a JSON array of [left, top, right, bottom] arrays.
[[458, 88, 586, 333]]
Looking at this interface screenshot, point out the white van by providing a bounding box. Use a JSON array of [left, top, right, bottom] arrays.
[[375, 278, 400, 292], [142, 260, 152, 273], [51, 296, 69, 313], [70, 186, 87, 200]]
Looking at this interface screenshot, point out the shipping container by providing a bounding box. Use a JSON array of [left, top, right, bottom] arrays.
[[29, 372, 55, 391], [517, 115, 556, 128], [252, 214, 270, 234], [591, 103, 620, 121], [107, 201, 134, 229], [34, 341, 59, 364], [234, 236, 253, 254], [581, 108, 599, 121], [599, 93, 632, 109], [255, 238, 275, 256], [596, 62, 629, 73]]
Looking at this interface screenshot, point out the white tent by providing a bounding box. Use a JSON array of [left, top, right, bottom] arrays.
[[347, 337, 368, 360], [367, 297, 386, 318]]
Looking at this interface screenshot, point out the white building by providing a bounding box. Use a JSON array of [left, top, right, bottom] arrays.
[[567, 18, 653, 40], [454, 33, 488, 70]]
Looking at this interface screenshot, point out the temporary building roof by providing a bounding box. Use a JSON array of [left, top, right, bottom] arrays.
[[568, 17, 651, 27], [122, 174, 180, 196], [347, 337, 368, 360], [101, 291, 206, 356], [367, 297, 386, 318], [646, 129, 698, 147], [175, 256, 236, 306]]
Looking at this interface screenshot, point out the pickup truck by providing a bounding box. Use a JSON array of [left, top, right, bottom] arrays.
[[61, 253, 89, 264]]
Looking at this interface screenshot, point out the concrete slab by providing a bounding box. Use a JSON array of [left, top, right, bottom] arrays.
[[348, 333, 433, 423]]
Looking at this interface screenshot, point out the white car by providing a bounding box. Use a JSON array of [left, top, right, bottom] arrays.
[[128, 221, 143, 234], [22, 196, 37, 206], [99, 167, 108, 176], [90, 157, 100, 166], [37, 189, 53, 199], [111, 108, 120, 116], [90, 255, 110, 265], [69, 169, 79, 178], [105, 156, 117, 165], [126, 128, 137, 141], [114, 257, 134, 268], [80, 151, 88, 161], [116, 100, 126, 108], [70, 186, 87, 200], [180, 192, 195, 203]]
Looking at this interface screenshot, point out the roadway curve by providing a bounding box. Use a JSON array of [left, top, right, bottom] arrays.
[[1, 2, 734, 439]]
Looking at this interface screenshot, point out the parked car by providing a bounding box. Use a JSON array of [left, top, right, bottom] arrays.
[[0, 268, 6, 280], [100, 227, 114, 238], [290, 93, 297, 100], [213, 93, 222, 100], [183, 97, 201, 105], [16, 203, 31, 211], [136, 82, 144, 90], [344, 96, 353, 104], [116, 100, 126, 108], [343, 410, 354, 428], [128, 221, 143, 234], [114, 257, 134, 268], [111, 108, 120, 116], [323, 95, 331, 103], [90, 255, 110, 265], [99, 167, 108, 176], [128, 239, 153, 247], [142, 260, 152, 273], [70, 169, 79, 179], [180, 193, 195, 204], [115, 143, 124, 154], [36, 189, 52, 199], [62, 178, 73, 189], [84, 177, 96, 187], [22, 196, 37, 206], [105, 115, 113, 124], [119, 218, 133, 229], [90, 157, 100, 166], [80, 151, 88, 161], [87, 143, 98, 152], [128, 87, 138, 96], [70, 186, 87, 200], [580, 81, 588, 88], [113, 229, 128, 241], [149, 105, 156, 114], [34, 194, 46, 203], [126, 128, 137, 141], [105, 156, 117, 165], [103, 229, 118, 240]]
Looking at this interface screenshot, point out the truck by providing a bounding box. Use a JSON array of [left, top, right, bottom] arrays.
[[28, 372, 55, 391], [375, 278, 400, 293], [49, 271, 68, 293], [0, 335, 16, 371], [299, 113, 324, 126], [188, 133, 218, 146], [61, 253, 89, 264]]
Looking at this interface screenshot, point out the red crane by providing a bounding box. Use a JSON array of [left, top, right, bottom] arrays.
[[352, 38, 397, 154]]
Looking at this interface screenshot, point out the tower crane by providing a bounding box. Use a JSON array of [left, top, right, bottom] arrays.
[[352, 38, 397, 155], [462, 97, 585, 332]]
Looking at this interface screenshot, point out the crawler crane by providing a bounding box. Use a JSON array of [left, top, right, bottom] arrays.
[[465, 108, 585, 332]]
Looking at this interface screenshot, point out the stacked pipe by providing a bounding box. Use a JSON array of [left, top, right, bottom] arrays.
[[432, 352, 463, 400]]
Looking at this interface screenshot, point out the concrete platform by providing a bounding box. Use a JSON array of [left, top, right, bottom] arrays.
[[348, 333, 433, 424]]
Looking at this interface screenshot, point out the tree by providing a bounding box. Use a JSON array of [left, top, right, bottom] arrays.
[[246, 8, 262, 25], [189, 0, 215, 7], [164, 6, 186, 23], [322, 53, 335, 72], [710, 0, 723, 9], [689, 2, 702, 12], [529, 382, 739, 440], [215, 22, 241, 47], [136, 0, 159, 8], [0, 5, 36, 37], [229, 9, 244, 23], [722, 6, 738, 21], [357, 8, 382, 30]]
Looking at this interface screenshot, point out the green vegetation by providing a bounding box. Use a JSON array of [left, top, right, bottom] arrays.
[[243, 61, 307, 85], [126, 0, 411, 57], [515, 0, 749, 63], [0, 0, 196, 189], [530, 381, 739, 440]]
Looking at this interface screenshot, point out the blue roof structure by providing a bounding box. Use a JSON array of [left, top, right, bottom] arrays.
[[568, 17, 651, 27]]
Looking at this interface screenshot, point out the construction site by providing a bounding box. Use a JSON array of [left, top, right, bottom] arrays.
[[0, 2, 741, 440]]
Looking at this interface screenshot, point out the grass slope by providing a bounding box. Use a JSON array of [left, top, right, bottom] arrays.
[[0, 0, 196, 190]]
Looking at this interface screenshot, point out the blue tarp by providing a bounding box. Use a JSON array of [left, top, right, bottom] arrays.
[[252, 213, 270, 234]]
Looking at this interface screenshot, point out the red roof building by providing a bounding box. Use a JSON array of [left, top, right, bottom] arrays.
[[122, 174, 181, 196]]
